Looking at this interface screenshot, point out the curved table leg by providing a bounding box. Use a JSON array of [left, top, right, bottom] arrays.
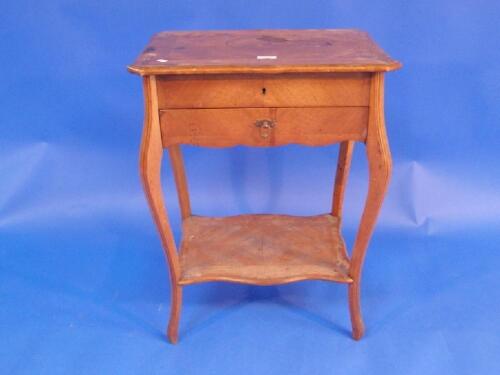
[[140, 76, 183, 344], [349, 72, 392, 340]]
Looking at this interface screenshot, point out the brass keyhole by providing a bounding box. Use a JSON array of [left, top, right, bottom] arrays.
[[262, 87, 267, 95]]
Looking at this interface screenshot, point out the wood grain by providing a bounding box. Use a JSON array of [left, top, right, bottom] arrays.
[[140, 76, 182, 344], [178, 214, 352, 286], [157, 73, 370, 108], [160, 107, 368, 147], [128, 29, 401, 75]]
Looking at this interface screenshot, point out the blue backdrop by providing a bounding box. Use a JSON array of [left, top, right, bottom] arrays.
[[2, 1, 499, 374]]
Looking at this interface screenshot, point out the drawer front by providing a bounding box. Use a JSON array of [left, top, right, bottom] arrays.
[[157, 73, 370, 109], [159, 107, 368, 147]]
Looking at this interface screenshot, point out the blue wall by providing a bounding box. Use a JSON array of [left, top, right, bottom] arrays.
[[1, 1, 499, 374]]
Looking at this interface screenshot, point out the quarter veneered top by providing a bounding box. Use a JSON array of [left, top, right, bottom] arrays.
[[128, 29, 401, 75]]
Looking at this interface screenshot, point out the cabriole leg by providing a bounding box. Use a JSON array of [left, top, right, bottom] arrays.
[[140, 76, 183, 343], [348, 72, 392, 340]]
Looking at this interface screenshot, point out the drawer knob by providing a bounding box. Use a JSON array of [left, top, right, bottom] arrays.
[[255, 119, 275, 139]]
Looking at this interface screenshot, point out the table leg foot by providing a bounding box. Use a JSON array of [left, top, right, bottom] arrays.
[[348, 282, 365, 340], [167, 285, 182, 344]]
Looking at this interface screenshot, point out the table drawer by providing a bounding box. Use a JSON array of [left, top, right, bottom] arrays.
[[156, 73, 370, 109], [159, 107, 368, 147]]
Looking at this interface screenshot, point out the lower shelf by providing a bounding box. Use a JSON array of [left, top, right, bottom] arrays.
[[178, 214, 352, 285]]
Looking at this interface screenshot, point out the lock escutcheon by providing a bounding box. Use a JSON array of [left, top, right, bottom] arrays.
[[254, 119, 276, 139]]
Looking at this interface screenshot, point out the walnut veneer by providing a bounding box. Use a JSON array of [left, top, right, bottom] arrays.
[[128, 29, 401, 343]]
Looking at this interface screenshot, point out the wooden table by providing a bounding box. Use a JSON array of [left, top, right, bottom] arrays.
[[128, 29, 401, 343]]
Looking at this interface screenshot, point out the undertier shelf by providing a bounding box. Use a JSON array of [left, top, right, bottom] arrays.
[[178, 214, 353, 285]]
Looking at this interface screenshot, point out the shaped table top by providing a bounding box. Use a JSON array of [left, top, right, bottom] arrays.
[[128, 29, 401, 75]]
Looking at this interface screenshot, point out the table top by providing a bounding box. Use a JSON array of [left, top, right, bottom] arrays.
[[128, 29, 401, 75]]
